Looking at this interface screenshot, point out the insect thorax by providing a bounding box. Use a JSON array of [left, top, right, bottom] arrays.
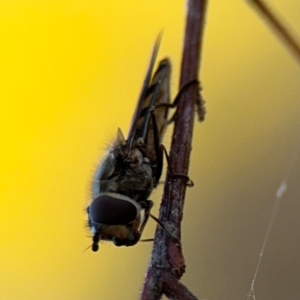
[[92, 145, 154, 203]]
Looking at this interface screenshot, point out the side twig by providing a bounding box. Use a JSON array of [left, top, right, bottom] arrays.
[[247, 0, 300, 64], [140, 0, 208, 299]]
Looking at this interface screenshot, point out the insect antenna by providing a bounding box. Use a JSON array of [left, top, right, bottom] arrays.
[[82, 245, 92, 253], [91, 232, 100, 252]]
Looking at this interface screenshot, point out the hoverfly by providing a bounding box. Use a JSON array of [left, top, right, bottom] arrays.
[[87, 37, 173, 252]]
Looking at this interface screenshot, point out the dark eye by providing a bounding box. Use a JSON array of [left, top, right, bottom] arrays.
[[88, 194, 139, 225]]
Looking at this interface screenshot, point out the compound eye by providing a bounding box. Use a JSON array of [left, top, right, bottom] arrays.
[[89, 194, 139, 225]]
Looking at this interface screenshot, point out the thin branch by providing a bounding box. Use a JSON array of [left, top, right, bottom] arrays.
[[247, 0, 300, 65], [140, 0, 208, 299]]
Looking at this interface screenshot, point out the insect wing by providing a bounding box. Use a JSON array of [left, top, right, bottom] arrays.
[[127, 35, 162, 146], [126, 58, 171, 186], [141, 58, 171, 167]]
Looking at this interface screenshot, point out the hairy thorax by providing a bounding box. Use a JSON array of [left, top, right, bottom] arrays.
[[93, 146, 154, 203]]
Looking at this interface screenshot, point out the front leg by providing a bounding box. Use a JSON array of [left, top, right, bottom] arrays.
[[139, 201, 180, 244], [137, 199, 153, 238]]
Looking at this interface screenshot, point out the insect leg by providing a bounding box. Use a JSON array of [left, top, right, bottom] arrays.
[[129, 200, 153, 244], [140, 214, 180, 244], [160, 144, 194, 187], [149, 214, 179, 243], [155, 79, 205, 123], [149, 109, 193, 187]]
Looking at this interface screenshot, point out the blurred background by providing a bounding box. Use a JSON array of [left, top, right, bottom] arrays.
[[1, 0, 300, 299]]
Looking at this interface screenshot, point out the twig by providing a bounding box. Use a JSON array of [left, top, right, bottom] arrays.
[[140, 0, 208, 299], [246, 0, 300, 65]]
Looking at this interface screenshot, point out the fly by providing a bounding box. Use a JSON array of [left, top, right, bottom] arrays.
[[87, 36, 172, 251]]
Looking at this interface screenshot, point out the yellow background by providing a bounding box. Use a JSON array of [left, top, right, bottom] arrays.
[[1, 1, 300, 299]]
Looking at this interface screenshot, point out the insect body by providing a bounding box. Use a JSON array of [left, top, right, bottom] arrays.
[[87, 39, 171, 251]]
